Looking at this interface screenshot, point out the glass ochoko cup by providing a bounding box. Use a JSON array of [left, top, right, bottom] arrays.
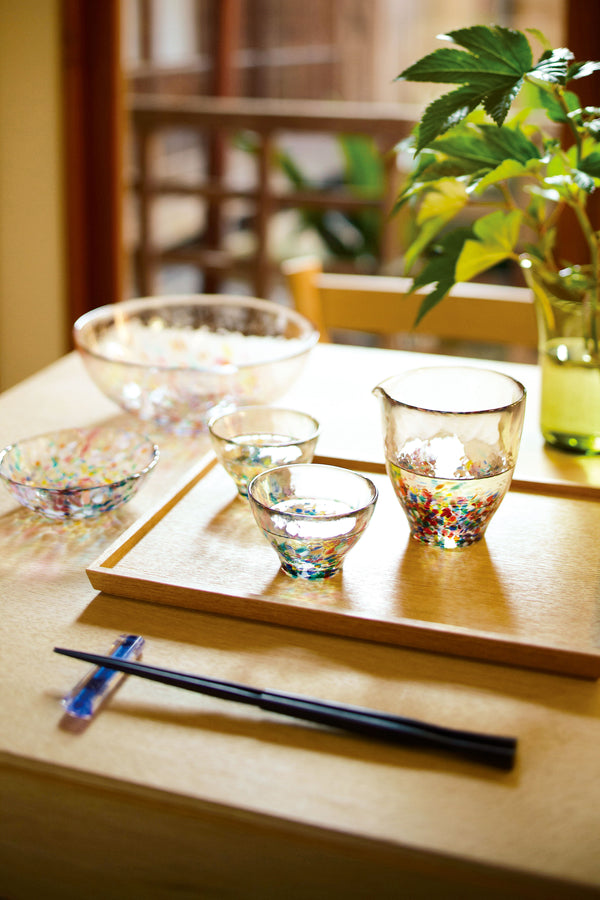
[[247, 463, 378, 579], [208, 405, 320, 496], [373, 366, 526, 549]]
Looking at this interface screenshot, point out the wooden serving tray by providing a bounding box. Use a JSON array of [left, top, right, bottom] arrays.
[[87, 452, 600, 679]]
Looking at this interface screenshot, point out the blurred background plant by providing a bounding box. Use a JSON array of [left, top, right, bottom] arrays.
[[236, 131, 385, 268]]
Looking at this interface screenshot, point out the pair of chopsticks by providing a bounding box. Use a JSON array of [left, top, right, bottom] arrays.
[[54, 647, 517, 770]]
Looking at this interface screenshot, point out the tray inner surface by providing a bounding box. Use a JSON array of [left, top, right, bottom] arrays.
[[88, 455, 600, 678]]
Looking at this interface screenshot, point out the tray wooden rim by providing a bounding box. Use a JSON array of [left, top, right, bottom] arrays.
[[87, 452, 600, 680]]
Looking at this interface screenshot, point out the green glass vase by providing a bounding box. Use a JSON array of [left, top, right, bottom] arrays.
[[521, 258, 600, 454]]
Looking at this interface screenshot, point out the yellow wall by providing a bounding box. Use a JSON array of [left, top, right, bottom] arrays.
[[0, 0, 67, 390]]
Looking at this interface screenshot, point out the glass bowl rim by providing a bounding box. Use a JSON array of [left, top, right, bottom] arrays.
[[73, 294, 320, 375]]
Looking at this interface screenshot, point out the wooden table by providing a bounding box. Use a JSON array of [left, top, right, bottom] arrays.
[[1, 344, 600, 900]]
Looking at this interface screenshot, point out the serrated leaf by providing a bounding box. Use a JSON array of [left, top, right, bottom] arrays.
[[399, 27, 538, 149], [412, 156, 486, 181], [424, 122, 540, 180], [568, 60, 600, 80], [530, 48, 573, 84], [476, 123, 541, 163], [432, 129, 507, 168], [398, 46, 513, 84], [444, 26, 532, 74], [416, 86, 488, 150], [483, 80, 523, 124]]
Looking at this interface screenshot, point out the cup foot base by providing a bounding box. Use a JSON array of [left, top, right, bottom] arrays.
[[410, 531, 485, 550], [281, 562, 341, 580]]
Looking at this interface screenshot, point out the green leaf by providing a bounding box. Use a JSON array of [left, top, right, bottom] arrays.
[[478, 122, 541, 162], [533, 84, 580, 123], [410, 156, 486, 182], [456, 242, 512, 281], [529, 48, 573, 85], [443, 26, 532, 74], [483, 81, 523, 125], [338, 135, 383, 197], [404, 216, 449, 273], [579, 151, 600, 178], [416, 179, 468, 223], [455, 210, 521, 281], [413, 280, 454, 325], [398, 47, 505, 83], [409, 229, 472, 324], [432, 129, 508, 168], [416, 86, 490, 150], [574, 109, 600, 137], [398, 27, 537, 148], [572, 169, 597, 193], [568, 60, 600, 80], [414, 120, 540, 184], [276, 150, 310, 190], [473, 209, 521, 247], [473, 158, 539, 192]]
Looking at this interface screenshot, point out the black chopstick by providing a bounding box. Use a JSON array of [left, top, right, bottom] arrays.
[[54, 647, 517, 770]]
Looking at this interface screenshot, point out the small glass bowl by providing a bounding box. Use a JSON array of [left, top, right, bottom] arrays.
[[248, 464, 378, 579], [0, 426, 159, 520], [209, 406, 320, 496]]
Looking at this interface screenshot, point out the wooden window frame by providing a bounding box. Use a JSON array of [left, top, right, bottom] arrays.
[[61, 0, 123, 322], [61, 1, 598, 322]]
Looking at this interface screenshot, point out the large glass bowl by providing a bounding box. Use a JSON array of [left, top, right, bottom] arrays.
[[73, 295, 319, 435]]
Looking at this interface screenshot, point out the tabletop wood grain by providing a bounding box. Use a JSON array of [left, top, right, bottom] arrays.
[[1, 346, 600, 900]]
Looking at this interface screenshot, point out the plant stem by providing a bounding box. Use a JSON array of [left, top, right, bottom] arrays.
[[570, 200, 599, 354]]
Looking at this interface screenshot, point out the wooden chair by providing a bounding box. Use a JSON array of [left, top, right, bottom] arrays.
[[282, 256, 538, 360]]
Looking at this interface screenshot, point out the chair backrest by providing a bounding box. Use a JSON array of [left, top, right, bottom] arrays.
[[282, 256, 538, 354]]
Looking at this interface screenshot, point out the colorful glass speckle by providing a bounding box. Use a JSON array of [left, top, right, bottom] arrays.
[[374, 367, 526, 550], [248, 465, 377, 579], [387, 459, 513, 549], [0, 426, 159, 520]]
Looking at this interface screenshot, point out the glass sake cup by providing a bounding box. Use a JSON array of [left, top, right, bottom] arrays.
[[208, 406, 320, 496], [373, 367, 526, 549], [248, 464, 378, 579]]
